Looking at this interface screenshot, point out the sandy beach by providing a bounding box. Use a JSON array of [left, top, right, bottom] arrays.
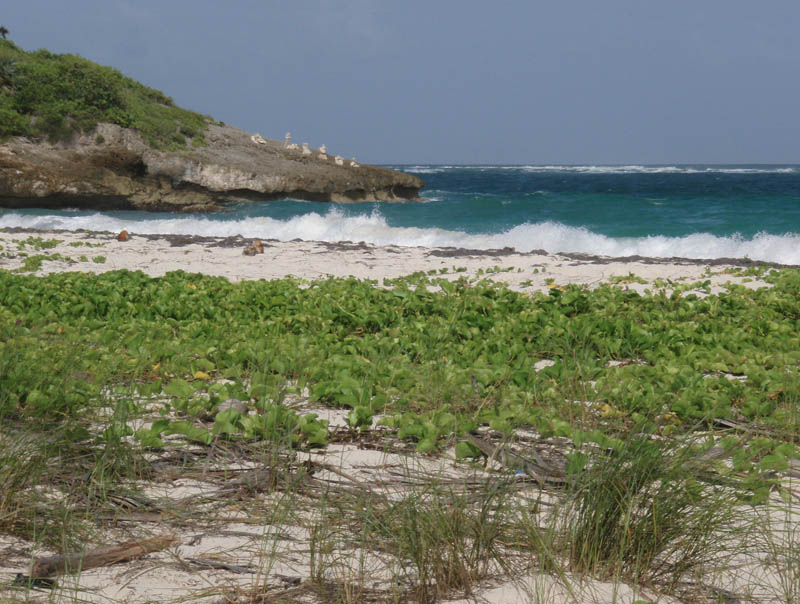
[[0, 228, 780, 293], [1, 227, 796, 604], [2, 2, 798, 600]]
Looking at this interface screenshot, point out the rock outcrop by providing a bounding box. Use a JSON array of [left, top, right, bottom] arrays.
[[0, 123, 423, 211]]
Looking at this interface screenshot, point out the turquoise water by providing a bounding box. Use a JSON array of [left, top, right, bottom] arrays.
[[2, 165, 799, 263], [401, 165, 800, 238]]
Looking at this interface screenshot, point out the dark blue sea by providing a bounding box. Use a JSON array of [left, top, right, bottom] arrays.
[[2, 165, 799, 264]]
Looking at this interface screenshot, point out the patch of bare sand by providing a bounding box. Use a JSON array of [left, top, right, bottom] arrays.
[[2, 425, 797, 603], [1, 229, 795, 603], [0, 228, 776, 293]]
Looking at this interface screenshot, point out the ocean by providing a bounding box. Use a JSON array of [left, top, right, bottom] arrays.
[[2, 165, 799, 265]]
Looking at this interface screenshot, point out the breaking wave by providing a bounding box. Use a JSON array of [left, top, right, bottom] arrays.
[[514, 165, 797, 175], [2, 208, 798, 265], [396, 165, 798, 175]]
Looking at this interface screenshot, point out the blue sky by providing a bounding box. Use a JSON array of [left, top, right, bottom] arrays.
[[5, 1, 800, 164]]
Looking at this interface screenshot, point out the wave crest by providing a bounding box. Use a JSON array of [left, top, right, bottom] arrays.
[[1, 209, 797, 264], [396, 165, 798, 175]]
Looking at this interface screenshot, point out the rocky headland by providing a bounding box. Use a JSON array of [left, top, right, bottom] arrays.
[[0, 39, 422, 211], [0, 123, 424, 212]]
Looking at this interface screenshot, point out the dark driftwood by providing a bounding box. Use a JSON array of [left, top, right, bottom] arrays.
[[32, 534, 177, 578]]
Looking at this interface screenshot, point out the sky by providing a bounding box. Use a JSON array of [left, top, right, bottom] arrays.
[[4, 1, 800, 164]]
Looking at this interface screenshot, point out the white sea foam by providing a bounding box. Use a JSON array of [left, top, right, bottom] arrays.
[[397, 165, 798, 175], [2, 209, 798, 265], [403, 166, 447, 174], [514, 165, 798, 175]]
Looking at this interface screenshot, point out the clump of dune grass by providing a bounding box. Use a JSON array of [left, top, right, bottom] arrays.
[[0, 429, 48, 537], [748, 502, 800, 604], [559, 435, 745, 593], [0, 425, 96, 551], [746, 390, 800, 604], [365, 479, 515, 602], [0, 385, 150, 552]]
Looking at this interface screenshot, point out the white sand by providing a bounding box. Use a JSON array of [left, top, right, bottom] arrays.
[[0, 228, 774, 293], [0, 228, 791, 603]]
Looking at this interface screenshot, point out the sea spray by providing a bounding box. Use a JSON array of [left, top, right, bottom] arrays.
[[400, 165, 799, 175], [2, 208, 798, 264], [2, 164, 798, 264]]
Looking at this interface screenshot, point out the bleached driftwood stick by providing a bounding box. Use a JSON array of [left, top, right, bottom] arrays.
[[32, 534, 177, 577]]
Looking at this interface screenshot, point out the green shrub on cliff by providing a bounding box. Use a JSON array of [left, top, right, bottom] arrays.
[[0, 39, 212, 149]]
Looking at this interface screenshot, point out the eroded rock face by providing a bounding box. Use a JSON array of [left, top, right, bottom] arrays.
[[0, 124, 424, 211]]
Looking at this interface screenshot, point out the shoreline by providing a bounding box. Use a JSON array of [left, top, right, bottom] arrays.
[[3, 225, 796, 268], [0, 227, 784, 293]]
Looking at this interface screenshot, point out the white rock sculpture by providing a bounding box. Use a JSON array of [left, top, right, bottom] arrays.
[[251, 133, 267, 145], [284, 132, 292, 147], [334, 155, 344, 166], [319, 144, 327, 154], [287, 143, 300, 150], [302, 142, 312, 155], [350, 158, 359, 168]]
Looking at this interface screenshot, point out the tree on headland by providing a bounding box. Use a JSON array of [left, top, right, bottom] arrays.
[[0, 26, 8, 40]]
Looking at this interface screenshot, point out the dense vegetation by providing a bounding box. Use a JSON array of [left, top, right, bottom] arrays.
[[0, 39, 213, 148], [1, 258, 799, 600], [1, 264, 798, 497]]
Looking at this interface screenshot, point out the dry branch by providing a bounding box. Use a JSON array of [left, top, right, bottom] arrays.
[[32, 534, 177, 577], [463, 433, 568, 486], [184, 556, 255, 574]]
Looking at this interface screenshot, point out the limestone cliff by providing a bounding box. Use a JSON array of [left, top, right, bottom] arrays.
[[0, 123, 424, 211]]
